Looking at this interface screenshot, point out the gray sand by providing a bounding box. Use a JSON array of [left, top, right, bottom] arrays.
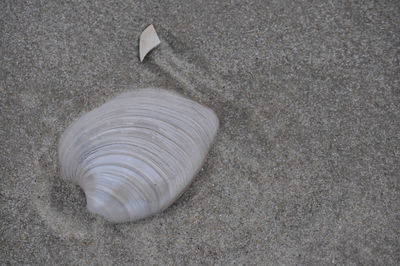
[[1, 0, 399, 265]]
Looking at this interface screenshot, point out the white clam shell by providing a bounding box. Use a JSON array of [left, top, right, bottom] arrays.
[[58, 88, 219, 223]]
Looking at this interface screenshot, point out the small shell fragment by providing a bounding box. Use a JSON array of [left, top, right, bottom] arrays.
[[139, 24, 161, 62]]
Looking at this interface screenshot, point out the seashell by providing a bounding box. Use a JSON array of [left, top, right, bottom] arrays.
[[58, 88, 219, 223], [139, 24, 161, 62]]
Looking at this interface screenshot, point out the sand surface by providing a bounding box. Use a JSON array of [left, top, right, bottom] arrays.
[[1, 0, 399, 264]]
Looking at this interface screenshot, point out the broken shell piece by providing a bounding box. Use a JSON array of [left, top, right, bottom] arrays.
[[139, 24, 161, 62]]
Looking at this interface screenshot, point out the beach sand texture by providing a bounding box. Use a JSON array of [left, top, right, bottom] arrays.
[[1, 1, 399, 264]]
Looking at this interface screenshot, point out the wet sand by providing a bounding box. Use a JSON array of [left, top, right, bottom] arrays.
[[1, 1, 399, 264]]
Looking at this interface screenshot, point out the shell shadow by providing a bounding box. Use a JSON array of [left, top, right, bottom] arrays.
[[32, 136, 99, 239], [48, 175, 88, 220]]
